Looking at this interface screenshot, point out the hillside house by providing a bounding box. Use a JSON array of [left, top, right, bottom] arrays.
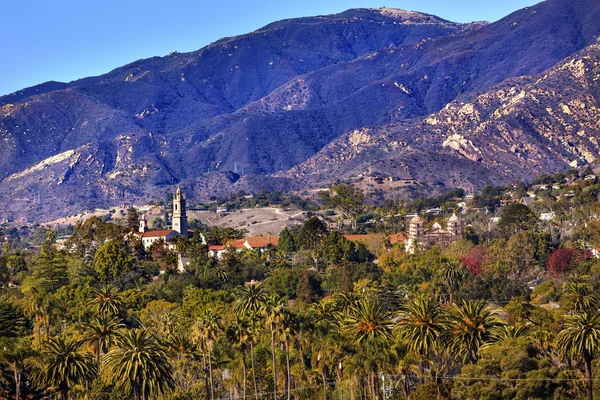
[[209, 236, 279, 259]]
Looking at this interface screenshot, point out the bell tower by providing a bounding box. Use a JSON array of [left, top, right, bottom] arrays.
[[139, 215, 148, 233], [172, 187, 188, 235], [447, 213, 462, 237]]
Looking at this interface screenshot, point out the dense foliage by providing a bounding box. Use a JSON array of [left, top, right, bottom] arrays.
[[2, 174, 600, 399]]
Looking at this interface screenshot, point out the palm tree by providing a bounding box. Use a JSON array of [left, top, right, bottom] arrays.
[[194, 310, 221, 400], [395, 295, 447, 361], [563, 280, 597, 313], [166, 332, 202, 396], [436, 261, 465, 304], [82, 315, 123, 371], [232, 283, 263, 400], [342, 297, 394, 345], [262, 293, 284, 400], [342, 297, 394, 398], [103, 329, 174, 400], [227, 315, 252, 400], [277, 308, 298, 400], [21, 287, 52, 345], [87, 285, 124, 317], [0, 337, 36, 400], [556, 312, 600, 400], [445, 300, 504, 364], [32, 335, 97, 400], [234, 282, 265, 314]]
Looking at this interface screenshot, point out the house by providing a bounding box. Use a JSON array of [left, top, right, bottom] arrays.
[[540, 212, 555, 221], [521, 197, 535, 207], [426, 208, 442, 215], [209, 236, 279, 259], [140, 230, 178, 250]]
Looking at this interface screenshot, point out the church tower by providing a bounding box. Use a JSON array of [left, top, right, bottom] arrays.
[[139, 215, 148, 233], [408, 215, 424, 238], [172, 187, 188, 235], [447, 213, 462, 237]]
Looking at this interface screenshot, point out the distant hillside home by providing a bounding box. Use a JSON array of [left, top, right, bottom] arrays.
[[209, 236, 279, 259], [406, 213, 463, 253]]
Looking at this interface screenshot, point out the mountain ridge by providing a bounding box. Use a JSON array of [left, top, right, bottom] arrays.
[[4, 0, 600, 222]]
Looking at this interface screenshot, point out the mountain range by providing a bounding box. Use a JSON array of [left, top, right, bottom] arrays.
[[3, 0, 600, 222]]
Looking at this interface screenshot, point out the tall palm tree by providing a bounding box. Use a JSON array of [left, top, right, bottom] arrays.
[[166, 332, 202, 396], [226, 315, 252, 400], [277, 308, 298, 400], [103, 329, 174, 400], [342, 297, 394, 398], [32, 335, 97, 400], [436, 261, 465, 304], [262, 293, 284, 400], [556, 312, 600, 400], [21, 287, 52, 345], [194, 310, 221, 400], [444, 300, 504, 364], [82, 315, 124, 371], [87, 285, 124, 317], [0, 337, 36, 400]]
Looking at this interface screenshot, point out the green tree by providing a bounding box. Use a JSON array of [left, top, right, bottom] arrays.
[[436, 261, 465, 304], [125, 207, 140, 231], [444, 300, 504, 363], [94, 238, 134, 283], [395, 295, 447, 369], [277, 227, 298, 254], [87, 285, 125, 317], [82, 315, 124, 371], [498, 203, 538, 234], [320, 184, 365, 230], [103, 329, 174, 400], [226, 315, 253, 400], [298, 217, 327, 251], [30, 230, 69, 292], [0, 337, 36, 400], [342, 297, 394, 345], [193, 310, 221, 400], [32, 335, 97, 400], [556, 312, 600, 400], [0, 301, 28, 337]]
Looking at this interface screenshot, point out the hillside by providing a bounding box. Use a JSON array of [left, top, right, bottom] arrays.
[[4, 0, 600, 222]]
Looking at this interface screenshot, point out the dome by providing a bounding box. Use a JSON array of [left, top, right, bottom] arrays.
[[449, 213, 460, 222], [411, 214, 423, 224]]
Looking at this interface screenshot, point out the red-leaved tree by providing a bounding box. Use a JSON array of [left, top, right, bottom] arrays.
[[460, 245, 488, 276], [546, 247, 575, 278]]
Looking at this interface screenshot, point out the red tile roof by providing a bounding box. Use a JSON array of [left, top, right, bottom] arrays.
[[209, 245, 226, 251], [228, 239, 247, 249], [142, 230, 176, 238], [245, 236, 279, 248]]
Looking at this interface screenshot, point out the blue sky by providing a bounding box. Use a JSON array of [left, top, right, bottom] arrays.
[[0, 0, 540, 96]]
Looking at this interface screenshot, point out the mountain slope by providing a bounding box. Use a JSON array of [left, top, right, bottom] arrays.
[[4, 0, 600, 222], [285, 41, 600, 195]]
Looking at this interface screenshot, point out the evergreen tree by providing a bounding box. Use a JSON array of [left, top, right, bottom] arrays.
[[277, 227, 297, 254], [125, 207, 140, 231], [31, 231, 68, 292], [298, 217, 327, 251]]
